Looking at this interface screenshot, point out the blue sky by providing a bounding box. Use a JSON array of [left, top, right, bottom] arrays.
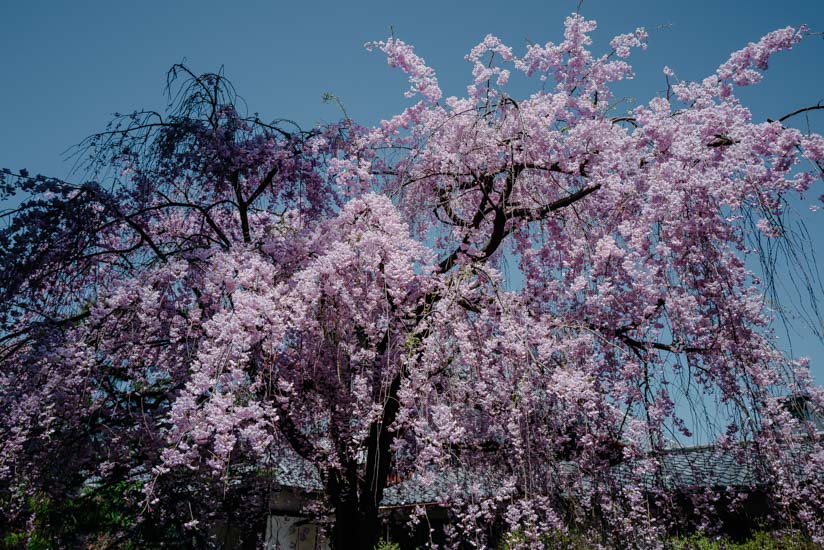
[[1, 0, 823, 382]]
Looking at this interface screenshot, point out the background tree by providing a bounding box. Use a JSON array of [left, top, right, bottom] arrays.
[[0, 65, 347, 547], [2, 14, 824, 549]]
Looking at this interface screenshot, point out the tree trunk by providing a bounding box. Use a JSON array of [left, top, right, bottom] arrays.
[[330, 500, 380, 549]]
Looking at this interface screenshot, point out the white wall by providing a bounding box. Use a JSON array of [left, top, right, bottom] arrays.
[[264, 515, 328, 550]]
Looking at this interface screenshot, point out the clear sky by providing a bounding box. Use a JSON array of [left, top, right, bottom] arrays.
[[1, 0, 823, 381]]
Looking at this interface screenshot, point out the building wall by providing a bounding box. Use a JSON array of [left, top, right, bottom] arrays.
[[264, 515, 328, 550]]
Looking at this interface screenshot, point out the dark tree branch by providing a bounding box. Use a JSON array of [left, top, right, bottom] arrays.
[[768, 102, 824, 124], [231, 171, 252, 243], [619, 333, 707, 354], [508, 183, 601, 221]]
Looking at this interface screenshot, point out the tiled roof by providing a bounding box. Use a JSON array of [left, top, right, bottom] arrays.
[[266, 442, 817, 508], [381, 471, 460, 507], [271, 452, 323, 491], [613, 445, 762, 490], [381, 468, 502, 507]]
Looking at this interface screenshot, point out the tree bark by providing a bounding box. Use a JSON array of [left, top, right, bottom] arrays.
[[330, 496, 381, 549]]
